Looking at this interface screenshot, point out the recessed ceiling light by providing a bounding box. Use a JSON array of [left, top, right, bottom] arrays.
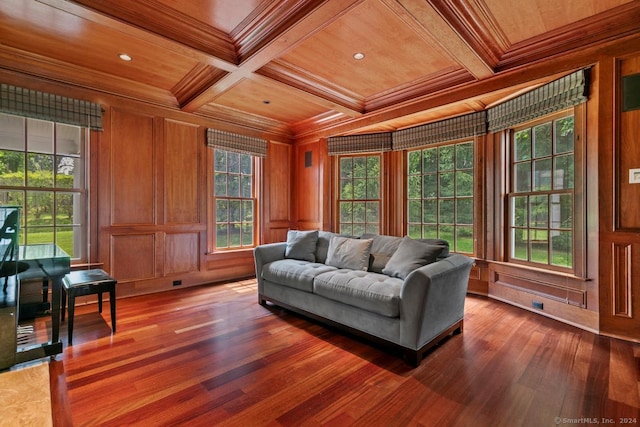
[[119, 53, 132, 61], [353, 52, 365, 60]]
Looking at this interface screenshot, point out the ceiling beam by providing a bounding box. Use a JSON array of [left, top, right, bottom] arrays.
[[180, 0, 365, 113], [390, 0, 495, 79]]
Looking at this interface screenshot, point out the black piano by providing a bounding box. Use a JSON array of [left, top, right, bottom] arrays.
[[0, 207, 70, 370]]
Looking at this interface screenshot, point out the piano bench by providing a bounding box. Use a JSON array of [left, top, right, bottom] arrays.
[[61, 269, 118, 345]]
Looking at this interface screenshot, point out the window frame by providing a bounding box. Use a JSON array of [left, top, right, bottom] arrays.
[[504, 109, 582, 273], [405, 138, 476, 255], [335, 153, 383, 236], [0, 112, 88, 261], [208, 147, 259, 252]]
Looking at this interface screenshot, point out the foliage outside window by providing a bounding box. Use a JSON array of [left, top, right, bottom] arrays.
[[407, 141, 474, 253], [338, 155, 381, 236], [213, 149, 255, 249], [0, 112, 86, 259], [509, 114, 574, 268]]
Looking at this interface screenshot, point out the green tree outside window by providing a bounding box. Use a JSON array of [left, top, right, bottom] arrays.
[[213, 149, 255, 249], [0, 113, 85, 258], [510, 115, 574, 268], [407, 141, 474, 254], [338, 154, 381, 236]]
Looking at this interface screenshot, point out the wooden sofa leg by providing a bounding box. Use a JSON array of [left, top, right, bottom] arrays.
[[258, 294, 267, 306], [453, 321, 463, 335], [403, 350, 420, 367]]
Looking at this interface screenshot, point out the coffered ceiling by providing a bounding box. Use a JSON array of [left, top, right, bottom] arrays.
[[1, 0, 639, 140]]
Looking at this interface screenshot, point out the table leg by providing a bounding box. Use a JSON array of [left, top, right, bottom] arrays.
[[110, 287, 116, 333], [50, 275, 61, 345]]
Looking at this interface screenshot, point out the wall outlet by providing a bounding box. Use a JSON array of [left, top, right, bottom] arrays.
[[532, 301, 543, 310], [173, 280, 182, 286]]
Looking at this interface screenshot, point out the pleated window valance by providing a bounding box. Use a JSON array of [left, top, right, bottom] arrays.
[[327, 132, 392, 156], [392, 111, 487, 150], [0, 83, 103, 130], [206, 128, 267, 157], [487, 68, 589, 132]]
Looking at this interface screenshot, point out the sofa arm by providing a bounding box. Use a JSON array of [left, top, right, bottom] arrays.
[[253, 242, 287, 290], [398, 254, 474, 349]]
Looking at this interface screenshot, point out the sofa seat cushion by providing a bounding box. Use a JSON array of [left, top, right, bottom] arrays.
[[262, 260, 337, 292], [313, 270, 403, 318]]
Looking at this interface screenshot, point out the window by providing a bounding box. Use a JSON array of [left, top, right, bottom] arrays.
[[213, 148, 256, 249], [407, 141, 474, 253], [508, 113, 574, 268], [338, 154, 381, 236], [0, 112, 87, 259]]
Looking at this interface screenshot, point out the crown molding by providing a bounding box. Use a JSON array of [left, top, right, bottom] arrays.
[[172, 65, 229, 109], [68, 0, 237, 65], [257, 60, 363, 115], [0, 46, 177, 108], [497, 2, 640, 71], [233, 0, 328, 62], [195, 104, 293, 142], [365, 68, 475, 112]]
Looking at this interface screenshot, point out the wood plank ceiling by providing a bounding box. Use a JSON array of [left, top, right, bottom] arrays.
[[1, 0, 638, 140]]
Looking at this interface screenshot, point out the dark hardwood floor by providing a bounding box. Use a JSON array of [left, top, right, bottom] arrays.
[[41, 278, 639, 426]]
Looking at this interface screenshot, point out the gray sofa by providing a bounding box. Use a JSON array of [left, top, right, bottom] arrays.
[[253, 231, 474, 366]]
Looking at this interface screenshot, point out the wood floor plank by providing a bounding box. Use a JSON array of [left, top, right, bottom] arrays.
[[36, 279, 640, 426]]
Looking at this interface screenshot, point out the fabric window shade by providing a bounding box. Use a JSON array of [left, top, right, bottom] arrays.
[[0, 83, 103, 130], [206, 128, 267, 157], [327, 132, 392, 156], [392, 111, 486, 150], [488, 69, 589, 132]]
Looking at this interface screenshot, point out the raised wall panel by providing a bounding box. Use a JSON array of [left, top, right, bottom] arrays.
[[294, 141, 321, 227], [490, 264, 588, 308], [612, 243, 632, 318], [487, 261, 597, 331], [164, 120, 200, 224], [268, 142, 291, 223], [261, 141, 291, 243], [111, 109, 155, 225], [165, 232, 199, 275], [111, 234, 156, 281]]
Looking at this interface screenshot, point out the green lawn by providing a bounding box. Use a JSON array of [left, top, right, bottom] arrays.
[[23, 229, 74, 257], [513, 244, 572, 268]]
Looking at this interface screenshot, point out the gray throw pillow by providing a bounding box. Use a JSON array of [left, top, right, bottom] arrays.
[[314, 231, 335, 264], [285, 230, 319, 262], [369, 253, 392, 274], [382, 236, 445, 279], [326, 236, 373, 271]]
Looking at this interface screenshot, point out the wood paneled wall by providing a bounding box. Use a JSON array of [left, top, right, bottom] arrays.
[[293, 140, 328, 231], [91, 103, 294, 298], [262, 140, 292, 243], [598, 53, 640, 341]]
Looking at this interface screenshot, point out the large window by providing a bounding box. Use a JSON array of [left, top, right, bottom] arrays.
[[407, 141, 474, 253], [508, 112, 574, 268], [338, 154, 381, 236], [0, 112, 86, 259], [213, 148, 256, 249]]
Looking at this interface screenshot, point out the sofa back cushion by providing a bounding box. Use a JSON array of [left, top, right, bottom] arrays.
[[382, 236, 446, 279], [314, 231, 336, 264], [326, 236, 373, 271], [361, 234, 402, 273], [285, 230, 319, 262], [416, 238, 450, 257]]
